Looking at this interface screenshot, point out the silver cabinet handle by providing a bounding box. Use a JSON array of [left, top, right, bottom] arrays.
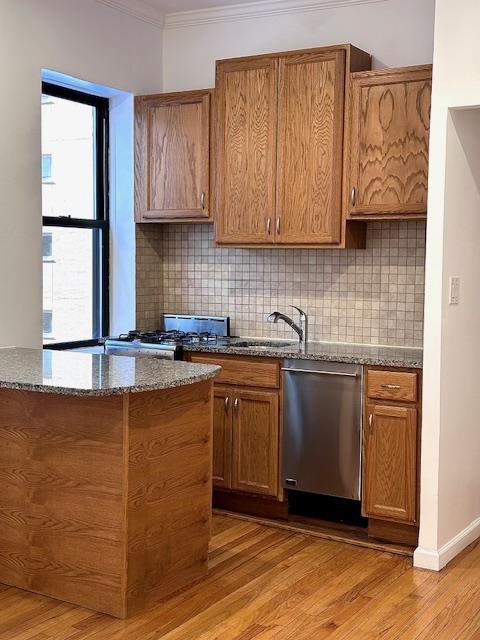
[[200, 191, 206, 210], [276, 217, 280, 235], [350, 187, 356, 207], [369, 413, 373, 431], [266, 218, 271, 235], [234, 398, 239, 412], [381, 384, 401, 390], [224, 396, 229, 413], [282, 368, 358, 378]]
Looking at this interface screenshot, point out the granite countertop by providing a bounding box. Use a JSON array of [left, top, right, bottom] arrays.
[[0, 348, 220, 396], [183, 338, 423, 369]]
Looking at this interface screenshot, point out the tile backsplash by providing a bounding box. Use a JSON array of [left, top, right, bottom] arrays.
[[136, 221, 426, 348]]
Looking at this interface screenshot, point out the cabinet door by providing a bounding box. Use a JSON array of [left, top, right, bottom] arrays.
[[135, 91, 211, 221], [276, 50, 346, 244], [212, 387, 232, 488], [231, 390, 279, 496], [349, 66, 431, 217], [363, 403, 418, 523], [215, 58, 277, 244]]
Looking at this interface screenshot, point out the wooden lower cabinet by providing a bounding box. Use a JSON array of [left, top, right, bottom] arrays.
[[187, 352, 282, 500], [363, 398, 419, 525], [212, 386, 280, 498], [231, 389, 279, 496], [213, 386, 232, 488]]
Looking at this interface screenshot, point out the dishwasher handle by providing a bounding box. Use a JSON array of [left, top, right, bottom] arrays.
[[281, 367, 358, 378]]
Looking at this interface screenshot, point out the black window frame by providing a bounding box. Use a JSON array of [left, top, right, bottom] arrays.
[[42, 82, 110, 350]]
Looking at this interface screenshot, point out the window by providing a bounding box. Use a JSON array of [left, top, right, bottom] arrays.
[[43, 310, 53, 335], [41, 82, 109, 347], [42, 154, 52, 182], [42, 232, 53, 258]]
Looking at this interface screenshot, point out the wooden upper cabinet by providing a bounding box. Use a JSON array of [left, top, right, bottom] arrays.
[[276, 50, 345, 244], [135, 90, 212, 222], [347, 65, 432, 218], [215, 57, 277, 243], [214, 45, 371, 247], [363, 403, 418, 524]]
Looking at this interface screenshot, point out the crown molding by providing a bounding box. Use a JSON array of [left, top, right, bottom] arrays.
[[96, 0, 165, 29], [164, 0, 388, 29]]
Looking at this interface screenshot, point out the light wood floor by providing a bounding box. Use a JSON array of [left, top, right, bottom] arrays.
[[1, 514, 480, 639]]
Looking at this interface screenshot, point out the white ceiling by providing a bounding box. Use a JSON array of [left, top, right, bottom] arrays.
[[146, 0, 258, 13]]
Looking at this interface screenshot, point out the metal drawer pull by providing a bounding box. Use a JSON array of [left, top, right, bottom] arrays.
[[276, 217, 280, 235], [234, 398, 239, 412], [282, 368, 358, 378], [369, 414, 373, 431], [224, 396, 229, 413], [266, 217, 271, 234], [350, 186, 356, 207], [200, 191, 206, 209], [381, 383, 401, 390]]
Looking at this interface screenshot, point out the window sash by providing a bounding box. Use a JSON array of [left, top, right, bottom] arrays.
[[42, 82, 109, 348]]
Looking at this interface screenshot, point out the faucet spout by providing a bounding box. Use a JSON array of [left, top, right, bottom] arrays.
[[266, 306, 308, 345]]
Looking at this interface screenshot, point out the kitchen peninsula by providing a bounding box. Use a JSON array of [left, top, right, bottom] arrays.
[[0, 348, 220, 618]]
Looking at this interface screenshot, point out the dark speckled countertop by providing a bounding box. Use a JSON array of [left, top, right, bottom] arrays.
[[0, 348, 220, 396], [183, 338, 423, 369]]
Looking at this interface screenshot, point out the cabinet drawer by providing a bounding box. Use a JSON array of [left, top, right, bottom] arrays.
[[367, 370, 418, 403], [187, 354, 280, 389]]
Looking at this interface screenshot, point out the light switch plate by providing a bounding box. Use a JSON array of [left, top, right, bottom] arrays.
[[449, 276, 460, 305]]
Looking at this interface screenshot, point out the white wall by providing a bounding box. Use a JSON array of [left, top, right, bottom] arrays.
[[0, 0, 163, 348], [415, 0, 480, 570], [163, 0, 435, 92], [109, 92, 136, 336]]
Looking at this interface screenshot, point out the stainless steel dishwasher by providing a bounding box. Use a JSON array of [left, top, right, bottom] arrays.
[[282, 359, 363, 500]]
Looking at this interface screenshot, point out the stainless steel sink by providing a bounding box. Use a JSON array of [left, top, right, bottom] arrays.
[[231, 340, 296, 349]]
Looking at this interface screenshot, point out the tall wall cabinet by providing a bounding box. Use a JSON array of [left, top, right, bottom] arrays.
[[214, 45, 371, 247]]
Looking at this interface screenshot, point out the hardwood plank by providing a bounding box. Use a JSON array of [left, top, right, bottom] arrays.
[[216, 510, 414, 556], [1, 515, 480, 639]]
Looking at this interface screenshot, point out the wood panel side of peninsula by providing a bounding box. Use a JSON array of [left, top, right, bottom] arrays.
[[0, 380, 213, 618]]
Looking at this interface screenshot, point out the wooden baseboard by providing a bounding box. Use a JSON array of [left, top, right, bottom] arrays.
[[368, 519, 419, 546], [214, 509, 414, 557], [213, 490, 288, 520]]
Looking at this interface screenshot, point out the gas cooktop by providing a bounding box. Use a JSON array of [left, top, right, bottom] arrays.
[[115, 329, 220, 346], [103, 315, 231, 360]]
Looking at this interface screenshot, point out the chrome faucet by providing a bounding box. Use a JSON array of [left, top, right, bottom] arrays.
[[267, 306, 308, 345]]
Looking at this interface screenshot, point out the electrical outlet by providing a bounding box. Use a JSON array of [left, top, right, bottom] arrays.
[[449, 276, 460, 305]]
